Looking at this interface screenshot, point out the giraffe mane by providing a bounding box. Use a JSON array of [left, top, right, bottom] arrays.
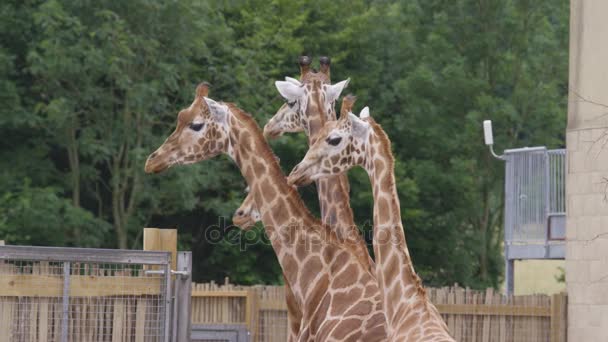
[[367, 117, 429, 300]]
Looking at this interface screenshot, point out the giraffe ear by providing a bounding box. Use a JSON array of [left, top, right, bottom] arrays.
[[326, 79, 350, 103], [203, 97, 228, 121], [348, 112, 370, 138], [284, 76, 301, 86], [275, 81, 305, 102]]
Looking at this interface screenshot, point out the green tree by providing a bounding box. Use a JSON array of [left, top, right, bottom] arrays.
[[0, 0, 569, 287]]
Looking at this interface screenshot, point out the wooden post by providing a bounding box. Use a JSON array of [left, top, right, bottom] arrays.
[[550, 292, 567, 342], [143, 228, 177, 271], [245, 290, 255, 339]]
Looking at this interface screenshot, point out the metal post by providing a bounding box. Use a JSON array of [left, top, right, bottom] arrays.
[[172, 279, 178, 342], [544, 150, 551, 257], [175, 252, 192, 342], [164, 261, 172, 342], [61, 262, 71, 342], [504, 155, 513, 295], [505, 258, 514, 295]]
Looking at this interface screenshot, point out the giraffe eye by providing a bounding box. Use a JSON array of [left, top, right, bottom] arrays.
[[287, 100, 296, 108], [326, 136, 342, 146], [189, 123, 204, 131]]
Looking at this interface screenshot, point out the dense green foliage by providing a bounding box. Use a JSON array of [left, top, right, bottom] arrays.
[[0, 0, 568, 288]]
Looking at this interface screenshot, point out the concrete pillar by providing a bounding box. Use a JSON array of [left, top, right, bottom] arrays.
[[567, 1, 608, 341]]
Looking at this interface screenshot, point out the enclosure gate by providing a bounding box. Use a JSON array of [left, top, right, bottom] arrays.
[[503, 147, 566, 294], [0, 245, 173, 342]]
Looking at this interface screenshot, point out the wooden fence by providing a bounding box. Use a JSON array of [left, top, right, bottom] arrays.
[[191, 280, 567, 342]]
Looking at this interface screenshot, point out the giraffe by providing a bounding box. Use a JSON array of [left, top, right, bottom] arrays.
[[265, 56, 374, 274], [144, 84, 387, 341], [287, 96, 455, 341], [232, 189, 302, 342]]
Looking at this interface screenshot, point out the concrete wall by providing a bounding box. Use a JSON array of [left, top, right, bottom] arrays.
[[567, 1, 608, 340]]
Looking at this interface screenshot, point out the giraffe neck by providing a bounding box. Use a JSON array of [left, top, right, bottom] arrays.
[[363, 121, 452, 339], [222, 105, 386, 341], [226, 109, 322, 301], [305, 83, 374, 273]]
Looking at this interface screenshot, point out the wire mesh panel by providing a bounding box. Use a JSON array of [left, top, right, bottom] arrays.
[[548, 150, 566, 215], [547, 150, 566, 240], [0, 246, 171, 342], [504, 148, 548, 243], [504, 148, 566, 244]]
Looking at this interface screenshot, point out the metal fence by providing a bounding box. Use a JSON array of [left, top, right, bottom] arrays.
[[0, 245, 172, 342], [504, 147, 566, 244], [503, 147, 566, 294], [547, 149, 566, 239]]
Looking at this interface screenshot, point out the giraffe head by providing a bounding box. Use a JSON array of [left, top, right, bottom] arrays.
[[144, 83, 231, 174], [232, 187, 261, 230], [288, 95, 372, 186], [263, 56, 349, 141]]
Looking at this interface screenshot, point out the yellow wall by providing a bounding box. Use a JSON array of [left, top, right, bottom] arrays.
[[512, 260, 566, 295]]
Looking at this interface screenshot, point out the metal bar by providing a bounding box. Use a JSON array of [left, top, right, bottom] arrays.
[[504, 156, 512, 244], [61, 262, 70, 342], [545, 150, 551, 256], [145, 270, 167, 275], [191, 324, 250, 342], [0, 245, 170, 265], [164, 261, 172, 342], [175, 252, 192, 342], [507, 244, 565, 259], [505, 259, 514, 295], [173, 273, 179, 342], [503, 146, 547, 154]]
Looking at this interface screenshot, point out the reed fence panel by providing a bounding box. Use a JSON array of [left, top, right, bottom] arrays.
[[191, 281, 567, 342]]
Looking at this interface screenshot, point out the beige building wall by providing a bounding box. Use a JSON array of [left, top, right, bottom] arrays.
[[567, 1, 608, 341]]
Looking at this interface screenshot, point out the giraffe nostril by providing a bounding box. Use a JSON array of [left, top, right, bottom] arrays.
[[237, 210, 244, 216], [150, 152, 158, 159]]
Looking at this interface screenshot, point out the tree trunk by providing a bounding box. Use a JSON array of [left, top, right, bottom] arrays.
[[112, 179, 128, 249], [66, 118, 81, 244]]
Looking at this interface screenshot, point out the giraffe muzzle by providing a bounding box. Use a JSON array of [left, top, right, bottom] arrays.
[[263, 125, 283, 140], [144, 150, 174, 174], [144, 156, 164, 174], [287, 163, 315, 187], [232, 212, 256, 230]]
